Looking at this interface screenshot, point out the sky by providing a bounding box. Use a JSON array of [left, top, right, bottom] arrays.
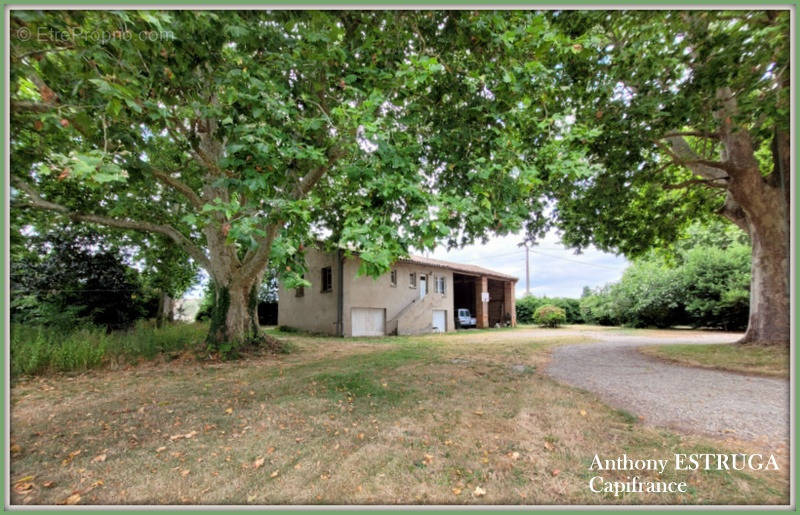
[[422, 229, 629, 299]]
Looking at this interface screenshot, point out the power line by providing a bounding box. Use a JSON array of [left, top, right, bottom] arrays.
[[529, 249, 624, 271]]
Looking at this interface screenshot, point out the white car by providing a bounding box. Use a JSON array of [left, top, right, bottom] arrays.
[[457, 308, 477, 328]]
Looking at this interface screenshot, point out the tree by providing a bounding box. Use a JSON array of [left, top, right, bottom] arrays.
[[11, 226, 154, 331], [10, 11, 546, 347], [535, 10, 789, 346]]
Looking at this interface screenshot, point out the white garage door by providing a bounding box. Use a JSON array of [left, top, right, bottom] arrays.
[[351, 308, 385, 337], [432, 310, 447, 332]]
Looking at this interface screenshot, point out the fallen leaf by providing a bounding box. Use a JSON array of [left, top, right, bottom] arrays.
[[62, 450, 81, 466], [473, 410, 484, 416], [423, 453, 434, 465], [267, 446, 276, 454], [452, 487, 462, 495], [184, 430, 198, 439], [253, 457, 265, 469], [247, 494, 256, 503], [42, 481, 55, 489], [14, 475, 35, 484], [180, 469, 190, 477], [156, 446, 167, 453], [270, 470, 279, 478], [579, 409, 587, 417], [91, 453, 107, 463], [14, 482, 33, 493], [473, 486, 486, 497], [511, 451, 520, 460], [294, 463, 302, 470], [10, 444, 22, 454], [544, 441, 554, 451], [357, 433, 365, 440], [225, 408, 233, 414], [62, 493, 81, 505], [551, 469, 560, 477]]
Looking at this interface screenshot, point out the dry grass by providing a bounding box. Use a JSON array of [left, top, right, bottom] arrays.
[[639, 343, 789, 379], [9, 326, 789, 505]]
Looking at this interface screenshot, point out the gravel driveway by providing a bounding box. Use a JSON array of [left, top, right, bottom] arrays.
[[546, 333, 790, 444]]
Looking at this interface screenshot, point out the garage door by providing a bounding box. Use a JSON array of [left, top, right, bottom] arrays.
[[432, 310, 447, 332], [351, 308, 385, 337]]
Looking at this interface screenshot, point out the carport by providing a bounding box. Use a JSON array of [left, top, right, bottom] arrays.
[[452, 271, 517, 329]]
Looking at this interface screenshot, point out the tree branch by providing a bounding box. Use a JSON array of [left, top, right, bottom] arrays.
[[291, 147, 346, 200], [659, 130, 720, 140], [662, 178, 728, 190], [151, 168, 204, 209], [11, 100, 57, 113], [657, 137, 736, 179], [12, 176, 212, 270]]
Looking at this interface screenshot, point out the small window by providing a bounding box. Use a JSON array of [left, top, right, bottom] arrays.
[[435, 276, 446, 295], [321, 266, 333, 293], [390, 269, 397, 287], [296, 274, 305, 297], [409, 272, 417, 288]]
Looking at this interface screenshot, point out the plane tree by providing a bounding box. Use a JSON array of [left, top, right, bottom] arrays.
[[533, 10, 789, 346], [10, 11, 550, 347]]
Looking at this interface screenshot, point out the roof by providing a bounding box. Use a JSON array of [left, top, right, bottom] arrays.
[[397, 255, 518, 282]]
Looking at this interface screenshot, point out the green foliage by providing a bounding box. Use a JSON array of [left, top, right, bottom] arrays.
[[10, 321, 208, 376], [517, 296, 582, 324], [681, 245, 751, 331], [579, 285, 621, 326], [579, 223, 751, 330], [536, 11, 789, 256], [533, 305, 567, 328], [10, 227, 157, 331]]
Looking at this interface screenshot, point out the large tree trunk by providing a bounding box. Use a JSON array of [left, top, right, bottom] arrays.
[[740, 218, 790, 345], [206, 273, 262, 348], [722, 127, 790, 347]]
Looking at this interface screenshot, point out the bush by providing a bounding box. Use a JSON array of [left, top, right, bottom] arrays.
[[533, 305, 567, 328], [578, 223, 751, 330], [517, 296, 583, 324], [11, 228, 156, 332]]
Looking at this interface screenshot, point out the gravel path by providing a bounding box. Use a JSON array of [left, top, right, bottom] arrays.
[[546, 333, 790, 444]]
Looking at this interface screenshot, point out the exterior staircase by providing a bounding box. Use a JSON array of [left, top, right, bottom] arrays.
[[386, 292, 437, 335]]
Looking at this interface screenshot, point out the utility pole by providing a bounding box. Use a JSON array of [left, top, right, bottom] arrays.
[[525, 243, 530, 296]]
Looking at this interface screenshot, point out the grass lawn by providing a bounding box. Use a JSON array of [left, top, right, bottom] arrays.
[[10, 325, 788, 505], [639, 343, 789, 379]]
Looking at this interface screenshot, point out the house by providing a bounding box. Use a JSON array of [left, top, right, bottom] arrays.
[[277, 247, 517, 337]]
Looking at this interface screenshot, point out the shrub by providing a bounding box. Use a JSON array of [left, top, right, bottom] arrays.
[[533, 305, 567, 328], [517, 296, 583, 324]]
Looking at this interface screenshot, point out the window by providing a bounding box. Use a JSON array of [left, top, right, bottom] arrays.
[[296, 274, 305, 297], [409, 272, 417, 288], [435, 276, 446, 295], [321, 266, 333, 293], [390, 269, 397, 287]]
